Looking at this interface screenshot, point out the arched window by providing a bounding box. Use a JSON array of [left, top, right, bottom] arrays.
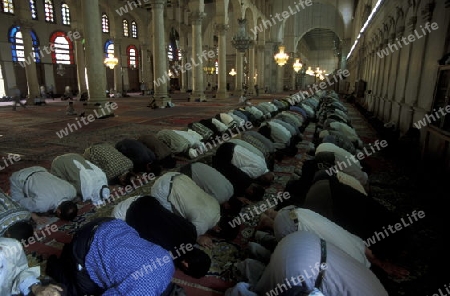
[[102, 13, 109, 33], [131, 21, 138, 38], [215, 60, 218, 75], [29, 0, 37, 19], [123, 19, 129, 37], [50, 31, 74, 64], [61, 3, 70, 25], [44, 0, 55, 22], [104, 39, 114, 57], [127, 45, 138, 68], [2, 0, 14, 14], [9, 26, 40, 63]]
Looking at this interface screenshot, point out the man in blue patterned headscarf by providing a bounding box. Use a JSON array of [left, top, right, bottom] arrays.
[[46, 218, 175, 296]]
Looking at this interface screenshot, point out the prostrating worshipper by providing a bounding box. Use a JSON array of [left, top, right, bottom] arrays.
[[213, 142, 273, 195], [113, 195, 211, 278], [157, 129, 205, 159], [83, 143, 135, 185], [258, 121, 298, 157], [229, 137, 276, 173], [115, 138, 162, 176], [179, 162, 233, 205], [326, 121, 363, 148], [253, 231, 389, 296], [1, 238, 64, 296], [274, 113, 301, 135], [227, 111, 246, 128], [9, 166, 78, 221], [216, 113, 237, 129], [302, 170, 411, 261], [51, 153, 110, 206], [150, 172, 239, 248], [137, 133, 177, 168], [321, 133, 357, 155], [187, 122, 214, 141], [1, 189, 34, 241], [211, 117, 229, 133], [315, 142, 368, 186], [229, 139, 265, 160], [245, 105, 265, 121], [260, 205, 409, 278], [242, 130, 276, 158], [46, 218, 175, 296]]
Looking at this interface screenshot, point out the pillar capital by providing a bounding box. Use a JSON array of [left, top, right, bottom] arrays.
[[407, 16, 417, 33], [214, 23, 229, 35], [421, 2, 435, 22], [189, 11, 206, 25], [150, 0, 166, 8]]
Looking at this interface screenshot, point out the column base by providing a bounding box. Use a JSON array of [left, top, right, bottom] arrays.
[[148, 95, 172, 108], [190, 91, 207, 102], [216, 90, 229, 100]]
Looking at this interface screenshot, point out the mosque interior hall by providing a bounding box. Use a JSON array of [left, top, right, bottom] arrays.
[[0, 0, 449, 295]]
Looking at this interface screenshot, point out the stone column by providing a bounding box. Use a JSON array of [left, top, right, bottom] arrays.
[[151, 0, 170, 106], [179, 49, 187, 92], [215, 24, 229, 99], [19, 24, 40, 102], [113, 38, 123, 94], [264, 42, 276, 93], [247, 44, 255, 95], [73, 34, 87, 93], [189, 11, 207, 101], [256, 44, 265, 94], [140, 42, 151, 92], [81, 0, 112, 116], [276, 64, 284, 93], [187, 46, 193, 90], [235, 51, 244, 93]]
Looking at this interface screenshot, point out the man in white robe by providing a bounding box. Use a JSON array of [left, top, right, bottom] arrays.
[[0, 238, 63, 295], [51, 153, 110, 206]]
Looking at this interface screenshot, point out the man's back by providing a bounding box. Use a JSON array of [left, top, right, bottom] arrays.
[[83, 144, 133, 181], [10, 166, 77, 213]]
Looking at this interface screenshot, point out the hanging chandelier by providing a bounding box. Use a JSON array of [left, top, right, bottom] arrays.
[[305, 66, 315, 76], [293, 58, 303, 72], [231, 18, 253, 52], [274, 46, 289, 66], [229, 68, 237, 76], [104, 54, 119, 69]]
